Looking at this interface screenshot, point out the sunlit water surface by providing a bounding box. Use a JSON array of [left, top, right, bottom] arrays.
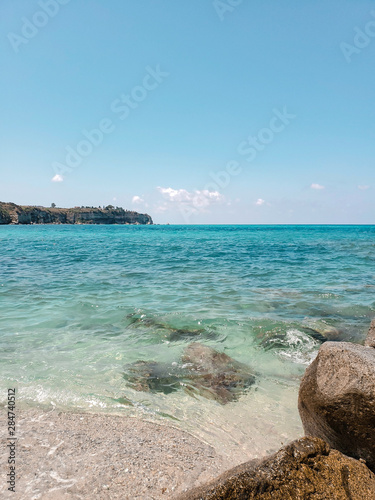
[[1, 225, 374, 462]]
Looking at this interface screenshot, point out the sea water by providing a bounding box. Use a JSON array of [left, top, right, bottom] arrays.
[[1, 225, 374, 462]]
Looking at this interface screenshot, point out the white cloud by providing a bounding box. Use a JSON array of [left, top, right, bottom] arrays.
[[310, 183, 325, 190], [52, 174, 63, 182], [132, 195, 144, 204], [255, 198, 265, 206], [155, 203, 168, 213], [358, 185, 370, 190], [156, 186, 225, 213]]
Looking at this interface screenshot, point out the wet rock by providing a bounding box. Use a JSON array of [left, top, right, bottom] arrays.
[[257, 320, 341, 356], [260, 328, 318, 350], [123, 343, 255, 404], [301, 319, 341, 342], [298, 340, 375, 472], [177, 437, 375, 500], [258, 329, 319, 365], [180, 343, 255, 403], [259, 332, 290, 350], [124, 360, 183, 394], [126, 313, 218, 342], [168, 328, 206, 342]]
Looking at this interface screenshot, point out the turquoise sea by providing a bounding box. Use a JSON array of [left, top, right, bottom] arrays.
[[1, 225, 375, 461]]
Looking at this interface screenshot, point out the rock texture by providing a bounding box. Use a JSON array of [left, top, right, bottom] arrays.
[[126, 312, 219, 342], [124, 342, 256, 404], [177, 437, 375, 500], [298, 340, 375, 472], [0, 202, 153, 225]]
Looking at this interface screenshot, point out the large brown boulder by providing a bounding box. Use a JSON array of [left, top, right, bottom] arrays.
[[177, 437, 375, 499], [298, 339, 375, 471]]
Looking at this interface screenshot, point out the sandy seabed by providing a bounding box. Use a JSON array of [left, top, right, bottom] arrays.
[[1, 408, 236, 500]]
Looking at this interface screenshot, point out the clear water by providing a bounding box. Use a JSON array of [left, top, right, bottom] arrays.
[[1, 225, 375, 462]]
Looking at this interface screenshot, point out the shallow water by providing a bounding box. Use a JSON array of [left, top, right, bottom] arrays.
[[1, 225, 374, 461]]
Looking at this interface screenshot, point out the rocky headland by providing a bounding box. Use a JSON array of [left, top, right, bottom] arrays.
[[0, 201, 153, 225], [178, 321, 375, 499]]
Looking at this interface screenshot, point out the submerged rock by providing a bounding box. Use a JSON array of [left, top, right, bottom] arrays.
[[123, 342, 255, 404], [168, 328, 206, 342], [260, 329, 318, 350], [298, 339, 375, 472], [180, 343, 256, 403], [126, 313, 218, 342], [259, 328, 320, 365], [257, 320, 341, 356], [301, 319, 341, 342], [125, 360, 183, 394], [177, 437, 375, 500]]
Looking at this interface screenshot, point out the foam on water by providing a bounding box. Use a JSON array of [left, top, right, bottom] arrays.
[[1, 224, 374, 461]]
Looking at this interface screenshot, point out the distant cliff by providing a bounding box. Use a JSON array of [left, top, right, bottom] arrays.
[[0, 202, 153, 225]]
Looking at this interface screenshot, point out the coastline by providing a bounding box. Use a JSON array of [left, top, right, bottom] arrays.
[[0, 202, 153, 225], [2, 225, 374, 497], [1, 407, 234, 500]]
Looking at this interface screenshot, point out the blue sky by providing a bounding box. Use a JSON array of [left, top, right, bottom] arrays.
[[1, 0, 375, 223]]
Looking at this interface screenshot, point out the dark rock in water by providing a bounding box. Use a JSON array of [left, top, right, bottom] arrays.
[[259, 329, 318, 351], [125, 313, 218, 342], [177, 437, 375, 500], [181, 343, 255, 404], [300, 328, 332, 343], [299, 319, 342, 342], [258, 329, 319, 366], [123, 342, 255, 404], [124, 360, 183, 394], [365, 319, 375, 348], [257, 321, 341, 355], [168, 328, 205, 342], [298, 340, 375, 472], [259, 332, 292, 350]]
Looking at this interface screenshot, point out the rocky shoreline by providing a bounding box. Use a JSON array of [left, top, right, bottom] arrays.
[[178, 320, 375, 499], [0, 202, 153, 225], [3, 322, 374, 498]]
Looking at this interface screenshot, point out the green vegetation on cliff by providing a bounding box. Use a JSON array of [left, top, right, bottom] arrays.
[[0, 202, 153, 225]]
